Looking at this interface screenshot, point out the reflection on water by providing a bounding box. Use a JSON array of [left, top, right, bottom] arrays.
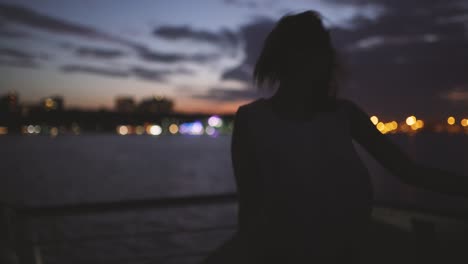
[[1, 134, 466, 208]]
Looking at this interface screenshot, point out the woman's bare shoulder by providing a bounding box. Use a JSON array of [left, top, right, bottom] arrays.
[[236, 98, 267, 114]]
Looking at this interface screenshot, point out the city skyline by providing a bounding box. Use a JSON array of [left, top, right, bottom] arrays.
[[0, 1, 467, 117]]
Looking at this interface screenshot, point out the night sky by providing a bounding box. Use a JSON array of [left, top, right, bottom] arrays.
[[0, 0, 467, 119]]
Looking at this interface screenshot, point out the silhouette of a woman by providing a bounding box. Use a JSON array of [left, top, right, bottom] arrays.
[[203, 10, 467, 264]]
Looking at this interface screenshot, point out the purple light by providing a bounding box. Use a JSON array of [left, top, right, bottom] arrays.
[[180, 121, 204, 135]]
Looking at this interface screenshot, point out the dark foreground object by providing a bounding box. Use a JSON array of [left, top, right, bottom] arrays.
[[202, 207, 468, 264], [2, 197, 467, 264]]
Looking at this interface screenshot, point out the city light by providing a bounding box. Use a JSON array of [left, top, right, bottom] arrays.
[[117, 125, 129, 135], [376, 122, 385, 133], [447, 116, 455, 125], [462, 118, 468, 127], [148, 125, 162, 136], [169, 124, 179, 134], [71, 123, 81, 135], [179, 121, 204, 135], [45, 98, 55, 109], [26, 125, 35, 134], [416, 120, 424, 129], [208, 116, 223, 128], [3, 92, 468, 136], [406, 116, 416, 126], [50, 127, 59, 137], [135, 126, 145, 135], [205, 126, 216, 136]]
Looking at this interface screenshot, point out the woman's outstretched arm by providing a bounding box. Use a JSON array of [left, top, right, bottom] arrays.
[[344, 100, 468, 198]]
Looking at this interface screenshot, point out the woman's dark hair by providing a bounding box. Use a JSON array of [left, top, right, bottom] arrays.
[[253, 10, 339, 98]]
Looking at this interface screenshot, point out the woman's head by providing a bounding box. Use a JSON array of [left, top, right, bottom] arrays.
[[253, 11, 338, 99]]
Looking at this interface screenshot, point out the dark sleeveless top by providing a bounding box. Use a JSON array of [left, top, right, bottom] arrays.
[[227, 97, 373, 263]]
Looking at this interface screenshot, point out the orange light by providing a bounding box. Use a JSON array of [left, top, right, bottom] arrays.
[[45, 98, 55, 109], [447, 116, 455, 125], [461, 119, 468, 127], [376, 122, 385, 133], [415, 120, 424, 129], [370, 116, 379, 125], [169, 124, 179, 134]]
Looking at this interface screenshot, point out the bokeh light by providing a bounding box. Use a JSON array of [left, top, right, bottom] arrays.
[[169, 124, 179, 134], [205, 126, 216, 136], [376, 122, 385, 133], [50, 127, 59, 137], [208, 116, 223, 128], [135, 126, 145, 135], [406, 116, 416, 126], [27, 125, 35, 134], [461, 118, 468, 127], [149, 125, 162, 136], [180, 121, 204, 135], [447, 116, 455, 125], [416, 120, 424, 129], [117, 125, 129, 135], [370, 116, 379, 125], [0, 126, 8, 135]]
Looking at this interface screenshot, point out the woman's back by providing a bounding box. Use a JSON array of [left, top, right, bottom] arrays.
[[232, 97, 373, 262], [203, 8, 468, 264]]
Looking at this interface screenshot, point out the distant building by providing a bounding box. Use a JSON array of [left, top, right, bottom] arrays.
[[115, 97, 136, 113], [20, 104, 42, 117], [41, 96, 64, 111], [138, 96, 174, 114], [0, 91, 19, 113]]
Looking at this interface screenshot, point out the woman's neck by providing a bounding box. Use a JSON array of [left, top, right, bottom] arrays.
[[269, 84, 335, 118]]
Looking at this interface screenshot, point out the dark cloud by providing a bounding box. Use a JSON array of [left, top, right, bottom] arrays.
[[76, 47, 126, 59], [0, 3, 123, 42], [130, 66, 168, 82], [224, 0, 278, 9], [224, 0, 259, 8], [327, 0, 468, 117], [154, 25, 239, 48], [193, 87, 261, 101], [60, 64, 193, 82], [60, 65, 130, 78], [0, 59, 38, 68], [0, 22, 30, 38], [135, 46, 187, 63], [221, 18, 275, 82], [222, 66, 253, 83], [0, 47, 45, 68], [136, 45, 219, 64], [130, 66, 194, 82], [222, 1, 468, 117], [0, 47, 35, 60], [0, 3, 220, 65]]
